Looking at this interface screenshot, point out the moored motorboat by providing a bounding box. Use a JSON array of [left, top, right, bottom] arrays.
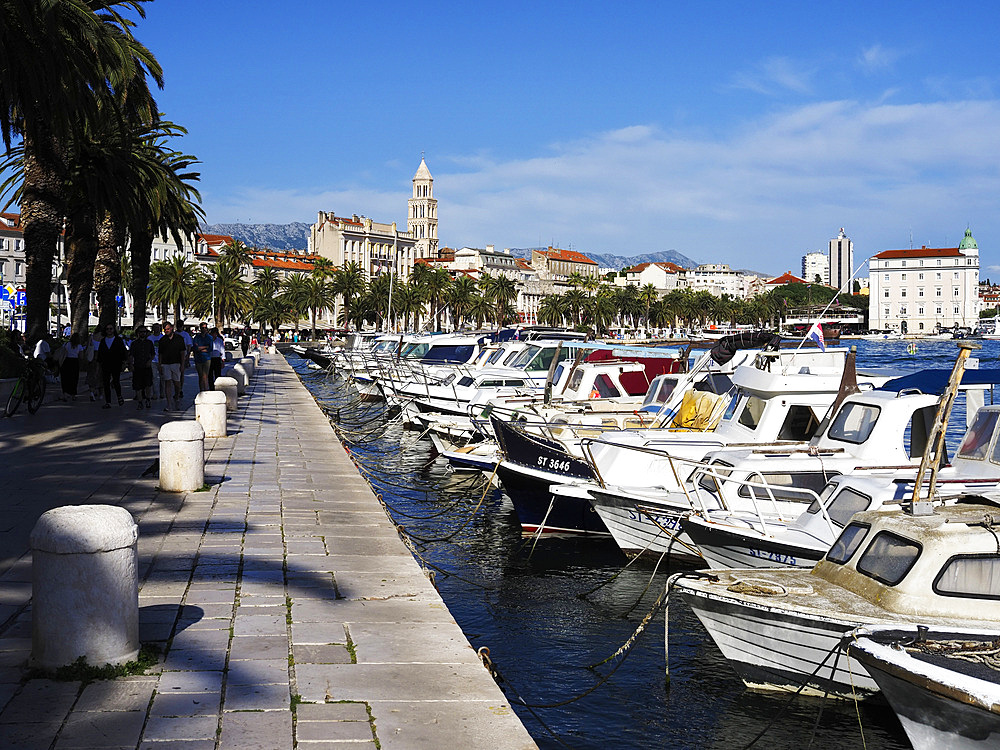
[[847, 624, 1000, 749]]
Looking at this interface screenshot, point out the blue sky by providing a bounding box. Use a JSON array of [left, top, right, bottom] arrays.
[[138, 0, 1000, 274]]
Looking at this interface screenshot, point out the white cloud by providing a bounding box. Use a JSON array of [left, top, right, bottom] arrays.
[[730, 56, 815, 96], [858, 44, 902, 73], [210, 99, 1000, 274]]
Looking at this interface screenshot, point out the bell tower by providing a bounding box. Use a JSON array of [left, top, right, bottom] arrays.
[[408, 156, 438, 260]]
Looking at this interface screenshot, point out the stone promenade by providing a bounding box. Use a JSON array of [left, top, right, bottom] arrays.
[[0, 352, 536, 749]]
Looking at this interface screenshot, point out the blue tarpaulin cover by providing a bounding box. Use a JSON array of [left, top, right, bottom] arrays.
[[882, 369, 1000, 395]]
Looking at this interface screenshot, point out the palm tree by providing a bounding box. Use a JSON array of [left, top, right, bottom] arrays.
[[467, 293, 494, 329], [311, 256, 335, 280], [193, 262, 251, 327], [1, 0, 163, 340], [566, 271, 587, 290], [447, 276, 478, 329], [280, 273, 310, 331], [537, 295, 568, 327], [564, 288, 588, 328], [330, 261, 366, 331], [413, 264, 452, 331], [148, 255, 203, 323], [639, 284, 660, 331], [298, 276, 336, 340], [219, 239, 253, 277], [255, 267, 282, 296]]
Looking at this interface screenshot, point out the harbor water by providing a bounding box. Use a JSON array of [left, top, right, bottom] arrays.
[[290, 339, 999, 750]]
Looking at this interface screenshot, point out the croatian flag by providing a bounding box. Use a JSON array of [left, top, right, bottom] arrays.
[[806, 322, 826, 351]]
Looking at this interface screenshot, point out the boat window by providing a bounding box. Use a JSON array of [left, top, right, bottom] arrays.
[[504, 379, 527, 387], [501, 349, 523, 366], [697, 461, 733, 493], [401, 342, 429, 359], [959, 411, 1000, 461], [804, 480, 840, 515], [904, 405, 937, 458], [722, 393, 745, 422], [487, 349, 506, 365], [933, 554, 1000, 600], [826, 522, 870, 564], [478, 379, 505, 387], [806, 486, 872, 526], [569, 368, 586, 392], [441, 373, 457, 386], [422, 344, 476, 363], [737, 471, 839, 501], [642, 377, 678, 408], [593, 374, 618, 398], [457, 376, 474, 387], [508, 346, 540, 369], [737, 396, 766, 430], [856, 531, 921, 586], [777, 405, 821, 441], [827, 403, 881, 445]]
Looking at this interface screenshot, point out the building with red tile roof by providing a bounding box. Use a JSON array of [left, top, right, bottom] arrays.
[[531, 246, 599, 281], [869, 229, 981, 334], [766, 271, 808, 285]]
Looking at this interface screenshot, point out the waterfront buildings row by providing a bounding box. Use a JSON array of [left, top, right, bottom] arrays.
[[0, 156, 987, 334]]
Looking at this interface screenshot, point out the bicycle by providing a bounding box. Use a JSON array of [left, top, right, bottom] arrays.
[[5, 361, 47, 417]]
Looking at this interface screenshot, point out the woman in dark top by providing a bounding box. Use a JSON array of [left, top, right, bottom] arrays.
[[97, 324, 128, 408], [129, 326, 155, 409]]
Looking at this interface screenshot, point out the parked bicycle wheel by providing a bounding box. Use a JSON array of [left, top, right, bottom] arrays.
[[5, 377, 24, 417], [26, 375, 46, 414]]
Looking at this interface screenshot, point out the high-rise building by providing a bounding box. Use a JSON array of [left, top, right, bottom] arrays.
[[801, 251, 829, 285], [829, 228, 854, 291]]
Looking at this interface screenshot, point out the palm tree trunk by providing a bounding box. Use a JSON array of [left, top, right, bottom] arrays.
[[94, 213, 124, 331], [20, 130, 67, 342], [66, 215, 99, 335], [130, 228, 154, 328]]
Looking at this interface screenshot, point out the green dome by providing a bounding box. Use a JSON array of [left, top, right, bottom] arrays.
[[959, 228, 978, 250]]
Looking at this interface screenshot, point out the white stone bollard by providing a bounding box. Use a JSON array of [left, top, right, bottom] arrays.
[[239, 357, 255, 380], [31, 505, 139, 670], [231, 364, 248, 395], [250, 350, 261, 366], [158, 420, 205, 492], [214, 376, 238, 411], [195, 390, 228, 438]]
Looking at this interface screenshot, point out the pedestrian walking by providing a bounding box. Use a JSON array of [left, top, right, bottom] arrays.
[[193, 322, 213, 392], [158, 321, 186, 411], [210, 327, 224, 388], [97, 324, 128, 408], [149, 322, 164, 400], [177, 320, 193, 398], [240, 329, 250, 358], [58, 333, 85, 400], [129, 326, 155, 409]]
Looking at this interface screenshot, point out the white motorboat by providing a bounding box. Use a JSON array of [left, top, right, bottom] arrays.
[[672, 500, 1000, 699], [847, 624, 1000, 749]]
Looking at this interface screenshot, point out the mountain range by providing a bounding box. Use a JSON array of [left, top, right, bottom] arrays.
[[202, 223, 706, 272]]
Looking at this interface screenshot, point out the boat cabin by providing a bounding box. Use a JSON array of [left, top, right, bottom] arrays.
[[816, 502, 1000, 621]]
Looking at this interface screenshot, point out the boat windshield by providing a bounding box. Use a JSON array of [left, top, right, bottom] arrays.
[[508, 345, 541, 369], [827, 403, 881, 445], [805, 485, 872, 526], [400, 342, 430, 359], [642, 377, 679, 408], [422, 344, 476, 363], [826, 521, 870, 564], [737, 396, 766, 431], [856, 530, 921, 586], [958, 410, 1000, 461], [509, 345, 565, 372]]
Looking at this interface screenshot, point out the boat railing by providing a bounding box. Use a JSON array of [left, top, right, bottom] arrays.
[[687, 465, 825, 536]]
